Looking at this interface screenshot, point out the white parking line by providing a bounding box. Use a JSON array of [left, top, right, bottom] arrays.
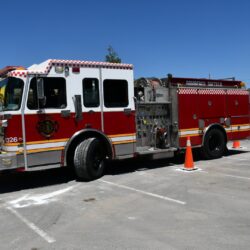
[[9, 184, 80, 208], [221, 174, 250, 181], [194, 170, 250, 181], [99, 179, 186, 205], [4, 184, 80, 244], [6, 206, 55, 244]]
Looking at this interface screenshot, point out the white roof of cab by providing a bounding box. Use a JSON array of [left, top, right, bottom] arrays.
[[8, 59, 133, 77], [29, 59, 133, 73]]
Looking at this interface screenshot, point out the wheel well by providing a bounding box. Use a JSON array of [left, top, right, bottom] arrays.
[[202, 124, 227, 146], [65, 130, 113, 168]]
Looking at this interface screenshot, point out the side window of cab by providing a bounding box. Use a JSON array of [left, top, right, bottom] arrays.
[[103, 79, 128, 107], [27, 77, 67, 109], [82, 78, 100, 107]]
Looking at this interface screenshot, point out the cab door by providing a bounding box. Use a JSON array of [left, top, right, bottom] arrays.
[[81, 77, 102, 131], [100, 69, 136, 157], [25, 76, 68, 168]]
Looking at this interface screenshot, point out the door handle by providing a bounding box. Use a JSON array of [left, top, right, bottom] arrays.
[[124, 108, 132, 115], [61, 110, 71, 118]]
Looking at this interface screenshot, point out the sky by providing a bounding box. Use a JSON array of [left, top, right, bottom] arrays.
[[1, 0, 250, 87]]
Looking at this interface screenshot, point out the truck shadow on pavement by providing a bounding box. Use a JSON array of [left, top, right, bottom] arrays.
[[0, 167, 75, 194], [105, 148, 249, 176], [0, 148, 248, 194]]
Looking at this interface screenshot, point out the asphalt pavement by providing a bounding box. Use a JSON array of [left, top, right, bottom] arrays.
[[0, 140, 250, 250]]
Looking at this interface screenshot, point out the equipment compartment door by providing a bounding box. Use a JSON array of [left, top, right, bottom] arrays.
[[226, 89, 250, 140], [197, 89, 227, 119]]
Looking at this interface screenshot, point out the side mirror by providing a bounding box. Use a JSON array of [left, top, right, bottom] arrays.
[[37, 78, 46, 107]]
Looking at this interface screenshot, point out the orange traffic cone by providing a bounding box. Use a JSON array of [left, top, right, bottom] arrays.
[[232, 140, 241, 149], [183, 136, 197, 171]]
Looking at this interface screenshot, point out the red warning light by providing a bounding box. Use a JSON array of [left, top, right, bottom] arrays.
[[72, 67, 80, 73]]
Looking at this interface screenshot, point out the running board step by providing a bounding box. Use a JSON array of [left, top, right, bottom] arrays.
[[136, 147, 177, 159]]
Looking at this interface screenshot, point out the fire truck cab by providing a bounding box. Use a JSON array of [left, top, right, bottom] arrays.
[[0, 59, 249, 181]]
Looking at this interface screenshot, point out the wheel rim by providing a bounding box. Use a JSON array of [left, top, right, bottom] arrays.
[[93, 148, 104, 171]]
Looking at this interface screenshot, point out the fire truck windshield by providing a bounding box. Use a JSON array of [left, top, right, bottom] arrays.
[[0, 77, 24, 111]]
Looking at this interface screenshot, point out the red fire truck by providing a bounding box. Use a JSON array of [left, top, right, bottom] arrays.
[[0, 59, 249, 181]]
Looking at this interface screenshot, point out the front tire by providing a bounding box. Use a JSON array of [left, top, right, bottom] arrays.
[[74, 138, 106, 181], [201, 128, 226, 159]]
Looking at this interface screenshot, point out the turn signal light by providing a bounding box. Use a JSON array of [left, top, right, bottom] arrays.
[[240, 82, 246, 88]]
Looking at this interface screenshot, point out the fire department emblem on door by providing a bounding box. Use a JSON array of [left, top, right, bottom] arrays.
[[36, 119, 59, 138]]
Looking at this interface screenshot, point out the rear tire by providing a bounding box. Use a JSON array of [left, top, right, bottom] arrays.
[[201, 128, 226, 160], [74, 138, 106, 181]]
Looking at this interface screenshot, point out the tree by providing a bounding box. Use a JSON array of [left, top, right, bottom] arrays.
[[105, 46, 121, 63]]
